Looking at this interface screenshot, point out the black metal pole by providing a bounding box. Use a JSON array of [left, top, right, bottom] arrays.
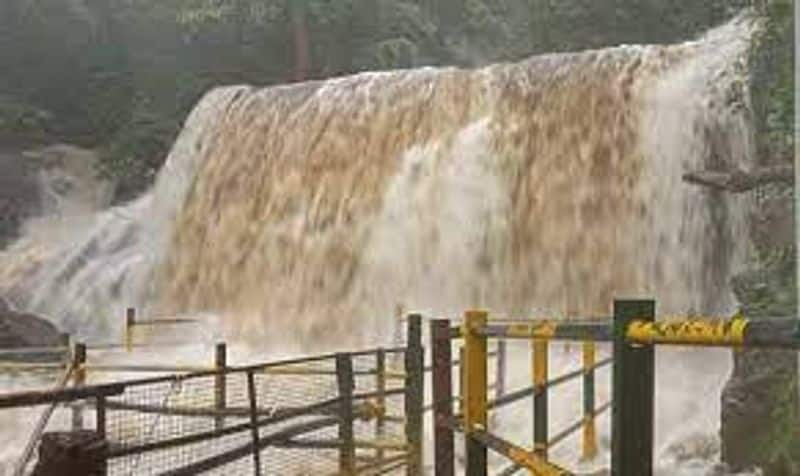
[[336, 353, 356, 474], [611, 299, 655, 476], [405, 313, 424, 476], [246, 370, 262, 476], [214, 343, 227, 432]]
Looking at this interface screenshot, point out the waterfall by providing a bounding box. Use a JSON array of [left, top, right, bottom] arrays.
[[0, 15, 757, 350]]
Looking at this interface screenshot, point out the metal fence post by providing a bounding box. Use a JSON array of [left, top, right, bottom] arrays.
[[375, 348, 386, 465], [533, 337, 549, 459], [246, 370, 262, 476], [124, 308, 135, 352], [72, 342, 86, 431], [96, 394, 108, 476], [214, 343, 227, 431], [612, 299, 655, 476], [463, 310, 488, 476], [405, 313, 424, 476], [393, 304, 405, 367], [582, 340, 598, 460], [336, 353, 356, 475], [495, 340, 506, 402], [59, 333, 70, 362], [458, 346, 465, 416], [431, 319, 454, 476]]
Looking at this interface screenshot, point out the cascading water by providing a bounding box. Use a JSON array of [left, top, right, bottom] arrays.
[[0, 15, 756, 347], [0, 13, 765, 475]]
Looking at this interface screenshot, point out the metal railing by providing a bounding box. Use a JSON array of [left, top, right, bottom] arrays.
[[429, 298, 800, 476]]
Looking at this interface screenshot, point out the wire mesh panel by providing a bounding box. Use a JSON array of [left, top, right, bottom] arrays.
[[97, 349, 411, 475], [106, 371, 252, 475]]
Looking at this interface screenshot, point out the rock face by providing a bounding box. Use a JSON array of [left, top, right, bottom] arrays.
[[721, 261, 799, 475], [0, 297, 63, 355], [0, 146, 41, 248], [0, 143, 111, 250]]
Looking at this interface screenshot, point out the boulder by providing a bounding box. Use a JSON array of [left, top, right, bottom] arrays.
[[0, 297, 63, 360]]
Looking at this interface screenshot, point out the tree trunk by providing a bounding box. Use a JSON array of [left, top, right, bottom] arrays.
[[289, 0, 312, 82]]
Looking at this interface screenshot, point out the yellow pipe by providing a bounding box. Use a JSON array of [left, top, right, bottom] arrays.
[[507, 321, 558, 339], [626, 316, 748, 346]]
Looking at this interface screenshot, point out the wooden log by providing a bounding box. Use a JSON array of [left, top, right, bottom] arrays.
[[682, 165, 793, 193]]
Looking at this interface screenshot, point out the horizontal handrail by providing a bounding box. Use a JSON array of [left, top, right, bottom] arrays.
[[0, 346, 69, 357], [159, 416, 340, 476], [481, 321, 612, 342], [128, 318, 199, 326], [0, 382, 125, 409], [83, 364, 214, 373], [548, 401, 611, 449], [627, 317, 800, 348], [0, 361, 67, 371], [487, 358, 612, 411], [470, 316, 799, 349], [101, 398, 383, 420]]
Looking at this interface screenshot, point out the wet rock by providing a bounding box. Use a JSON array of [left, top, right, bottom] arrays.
[[721, 260, 799, 475], [0, 147, 41, 248], [32, 431, 106, 476], [0, 296, 63, 359]]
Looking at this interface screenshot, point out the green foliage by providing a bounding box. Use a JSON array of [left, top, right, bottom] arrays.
[[0, 0, 792, 201], [0, 96, 54, 139], [96, 103, 179, 202], [750, 0, 794, 163]]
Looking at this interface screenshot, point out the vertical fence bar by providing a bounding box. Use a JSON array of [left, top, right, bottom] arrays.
[[124, 308, 135, 352], [405, 313, 424, 476], [246, 370, 262, 476], [375, 348, 386, 465], [495, 340, 507, 401], [458, 346, 466, 415], [59, 333, 70, 362], [336, 353, 356, 475], [582, 341, 598, 461], [431, 319, 455, 476], [463, 310, 488, 476], [612, 299, 655, 476], [214, 342, 227, 431], [393, 304, 405, 367], [96, 395, 108, 476], [72, 342, 86, 431], [533, 337, 549, 459]]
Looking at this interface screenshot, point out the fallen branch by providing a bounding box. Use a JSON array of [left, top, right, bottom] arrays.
[[682, 165, 793, 193]]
